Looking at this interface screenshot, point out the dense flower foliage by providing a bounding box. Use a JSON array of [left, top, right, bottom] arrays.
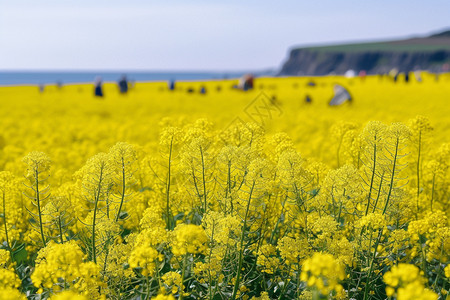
[[0, 74, 449, 299]]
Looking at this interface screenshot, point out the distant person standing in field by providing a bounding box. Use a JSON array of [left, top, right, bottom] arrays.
[[118, 75, 129, 94], [414, 70, 422, 82], [329, 84, 352, 106], [305, 94, 312, 104], [359, 70, 366, 81], [94, 76, 104, 97], [393, 73, 399, 82], [389, 68, 399, 82], [235, 74, 254, 91], [168, 79, 175, 91]]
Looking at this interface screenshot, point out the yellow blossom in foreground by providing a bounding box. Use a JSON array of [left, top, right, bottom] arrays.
[[31, 241, 102, 296], [0, 268, 21, 288], [445, 265, 450, 278], [384, 264, 437, 300], [23, 151, 51, 178], [257, 244, 280, 274], [397, 282, 438, 300], [162, 271, 184, 294], [152, 294, 176, 300], [277, 236, 310, 266], [0, 249, 13, 269], [251, 291, 271, 300], [49, 291, 88, 300], [171, 224, 208, 256], [129, 244, 161, 276], [355, 212, 386, 231], [300, 252, 345, 296], [0, 287, 27, 300]]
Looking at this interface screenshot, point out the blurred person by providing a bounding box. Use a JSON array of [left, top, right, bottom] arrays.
[[359, 70, 367, 81], [168, 79, 176, 91], [270, 94, 279, 105], [200, 86, 207, 94], [305, 94, 312, 104], [329, 84, 352, 106], [245, 74, 254, 90], [389, 68, 399, 82], [393, 73, 399, 82], [414, 70, 422, 82], [94, 76, 104, 97], [236, 76, 245, 90], [186, 87, 195, 93], [345, 69, 356, 78], [235, 74, 254, 91], [118, 75, 129, 94]]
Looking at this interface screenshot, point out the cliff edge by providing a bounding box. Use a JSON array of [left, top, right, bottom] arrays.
[[279, 30, 450, 76]]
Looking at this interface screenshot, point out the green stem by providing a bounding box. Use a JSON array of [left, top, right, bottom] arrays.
[[430, 174, 436, 212], [357, 145, 362, 169], [416, 131, 422, 205], [382, 138, 399, 215], [208, 221, 215, 300], [2, 191, 12, 260], [296, 260, 302, 299], [365, 143, 377, 216], [277, 264, 291, 299], [145, 275, 151, 300], [165, 137, 174, 230], [180, 254, 188, 300], [224, 159, 232, 214], [200, 146, 208, 213], [363, 230, 383, 300], [418, 236, 427, 273], [58, 214, 64, 244], [35, 170, 47, 247], [92, 167, 104, 264], [231, 181, 256, 300], [432, 241, 445, 289], [269, 195, 287, 244], [115, 156, 126, 222], [371, 172, 385, 213]]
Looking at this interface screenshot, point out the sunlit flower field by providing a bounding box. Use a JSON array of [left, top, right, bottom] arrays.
[[0, 73, 449, 299]]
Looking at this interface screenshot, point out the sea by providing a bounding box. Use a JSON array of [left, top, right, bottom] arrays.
[[0, 71, 273, 86]]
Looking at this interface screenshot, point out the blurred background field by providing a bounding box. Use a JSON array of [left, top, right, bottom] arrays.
[[0, 72, 449, 174]]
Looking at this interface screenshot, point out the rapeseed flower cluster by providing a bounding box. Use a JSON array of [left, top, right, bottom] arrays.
[[384, 264, 438, 300], [171, 224, 208, 256], [300, 252, 345, 296], [0, 74, 449, 298], [31, 241, 103, 297]]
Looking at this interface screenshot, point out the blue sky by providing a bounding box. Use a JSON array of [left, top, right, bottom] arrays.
[[0, 0, 449, 71]]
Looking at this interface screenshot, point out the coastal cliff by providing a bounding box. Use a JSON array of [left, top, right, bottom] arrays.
[[279, 30, 450, 75]]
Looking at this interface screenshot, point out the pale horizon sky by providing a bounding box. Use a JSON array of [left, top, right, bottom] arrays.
[[0, 0, 449, 72]]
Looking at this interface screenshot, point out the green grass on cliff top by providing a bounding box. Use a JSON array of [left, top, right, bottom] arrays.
[[301, 40, 450, 53]]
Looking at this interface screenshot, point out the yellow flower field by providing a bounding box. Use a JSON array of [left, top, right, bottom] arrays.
[[0, 73, 449, 299]]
